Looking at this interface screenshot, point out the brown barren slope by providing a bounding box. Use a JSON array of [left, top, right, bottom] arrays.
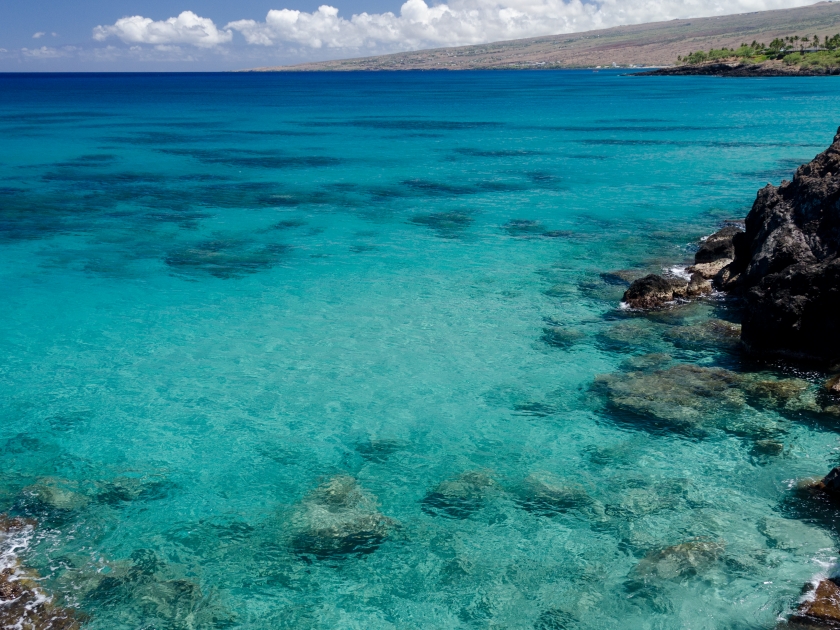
[[246, 1, 840, 71]]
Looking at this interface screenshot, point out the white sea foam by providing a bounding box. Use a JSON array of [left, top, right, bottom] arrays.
[[667, 266, 692, 281]]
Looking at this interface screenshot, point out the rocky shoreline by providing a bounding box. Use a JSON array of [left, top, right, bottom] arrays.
[[636, 63, 840, 77], [620, 128, 840, 626]]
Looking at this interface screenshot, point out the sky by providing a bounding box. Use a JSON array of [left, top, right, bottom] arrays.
[[0, 0, 821, 71]]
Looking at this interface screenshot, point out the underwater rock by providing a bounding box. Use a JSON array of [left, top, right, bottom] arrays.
[[165, 240, 290, 278], [409, 211, 473, 238], [290, 475, 396, 559], [598, 320, 669, 351], [542, 230, 574, 238], [422, 471, 497, 519], [634, 539, 724, 581], [601, 270, 639, 286], [622, 273, 711, 309], [503, 219, 544, 236], [715, 128, 840, 365], [789, 579, 840, 628], [514, 472, 603, 519], [94, 476, 169, 505], [354, 439, 403, 463], [826, 375, 840, 396], [751, 439, 785, 457], [620, 353, 672, 371], [22, 479, 89, 512], [540, 326, 584, 348], [663, 319, 741, 349], [741, 376, 817, 413], [593, 364, 746, 428], [77, 549, 230, 628]]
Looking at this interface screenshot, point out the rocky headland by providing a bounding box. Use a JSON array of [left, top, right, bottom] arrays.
[[624, 126, 840, 367], [637, 62, 840, 77], [619, 127, 840, 626]]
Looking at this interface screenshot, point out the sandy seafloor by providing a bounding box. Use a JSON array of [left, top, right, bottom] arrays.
[[2, 71, 840, 628]]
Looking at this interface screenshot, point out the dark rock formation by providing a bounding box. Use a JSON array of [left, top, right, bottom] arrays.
[[813, 467, 840, 498], [637, 63, 840, 77], [687, 225, 742, 279], [622, 273, 711, 309], [788, 578, 840, 628], [826, 375, 840, 395], [715, 128, 840, 365]]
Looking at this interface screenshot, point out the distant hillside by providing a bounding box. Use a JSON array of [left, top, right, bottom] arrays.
[[246, 1, 840, 71]]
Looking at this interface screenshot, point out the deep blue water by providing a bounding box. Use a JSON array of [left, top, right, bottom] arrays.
[[2, 71, 840, 629]]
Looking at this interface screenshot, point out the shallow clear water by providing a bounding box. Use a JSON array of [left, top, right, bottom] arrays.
[[2, 71, 840, 629]]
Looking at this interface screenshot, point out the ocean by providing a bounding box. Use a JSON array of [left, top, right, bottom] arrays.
[[2, 70, 840, 629]]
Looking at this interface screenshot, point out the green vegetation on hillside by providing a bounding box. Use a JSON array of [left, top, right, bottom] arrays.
[[678, 33, 840, 68]]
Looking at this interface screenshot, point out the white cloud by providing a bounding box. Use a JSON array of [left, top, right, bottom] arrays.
[[22, 46, 67, 58], [33, 32, 45, 39], [93, 11, 232, 48], [226, 0, 814, 52]]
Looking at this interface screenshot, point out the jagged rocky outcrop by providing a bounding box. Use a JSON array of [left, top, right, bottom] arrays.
[[638, 63, 840, 77], [715, 128, 840, 365], [621, 224, 740, 308], [688, 225, 742, 279], [622, 273, 711, 309], [788, 578, 840, 628]]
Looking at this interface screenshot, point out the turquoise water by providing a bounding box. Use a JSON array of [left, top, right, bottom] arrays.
[[2, 71, 840, 629]]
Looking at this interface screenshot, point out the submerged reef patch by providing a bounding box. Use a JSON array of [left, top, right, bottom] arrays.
[[422, 471, 498, 520], [409, 211, 474, 238], [289, 475, 397, 560], [165, 240, 290, 278], [159, 147, 342, 169], [513, 472, 603, 519]]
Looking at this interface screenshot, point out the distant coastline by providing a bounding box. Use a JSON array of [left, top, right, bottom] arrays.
[[243, 3, 840, 72]]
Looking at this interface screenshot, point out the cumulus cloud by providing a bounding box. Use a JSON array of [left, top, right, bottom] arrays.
[[22, 46, 69, 58], [226, 0, 814, 51], [93, 11, 232, 48], [32, 32, 45, 39]]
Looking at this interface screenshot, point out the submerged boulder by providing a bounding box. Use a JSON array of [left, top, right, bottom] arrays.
[[715, 128, 840, 365], [513, 472, 603, 518], [422, 471, 497, 519], [663, 319, 741, 349], [634, 539, 724, 582], [290, 475, 396, 559], [541, 326, 584, 348], [593, 364, 746, 428]]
